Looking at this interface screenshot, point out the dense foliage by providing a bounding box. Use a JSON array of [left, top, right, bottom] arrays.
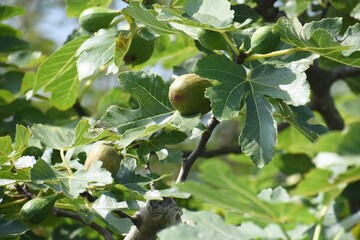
[[1, 0, 360, 239]]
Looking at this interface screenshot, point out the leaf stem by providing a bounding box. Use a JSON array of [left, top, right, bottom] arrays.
[[33, 93, 49, 101], [220, 31, 240, 56], [60, 149, 73, 175], [312, 204, 331, 240], [279, 224, 292, 240], [0, 198, 27, 209], [245, 48, 305, 61]]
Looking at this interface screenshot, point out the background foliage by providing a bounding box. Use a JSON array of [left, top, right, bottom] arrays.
[[1, 0, 360, 239]]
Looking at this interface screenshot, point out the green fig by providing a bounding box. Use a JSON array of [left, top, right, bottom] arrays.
[[79, 7, 119, 32], [197, 29, 228, 50], [124, 34, 154, 65], [250, 26, 280, 54], [169, 74, 212, 116], [20, 196, 56, 224], [84, 144, 122, 176]]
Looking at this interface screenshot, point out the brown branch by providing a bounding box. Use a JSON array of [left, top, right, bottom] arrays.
[[15, 183, 34, 200], [53, 207, 114, 240], [306, 62, 345, 130], [176, 116, 220, 183], [145, 161, 156, 191]]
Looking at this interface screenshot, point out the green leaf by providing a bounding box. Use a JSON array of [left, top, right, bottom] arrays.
[[0, 5, 24, 21], [184, 0, 234, 28], [180, 160, 315, 225], [12, 125, 31, 159], [31, 159, 113, 198], [0, 89, 15, 106], [351, 3, 360, 20], [76, 29, 117, 80], [0, 23, 19, 37], [72, 119, 112, 148], [194, 55, 309, 121], [0, 166, 30, 183], [194, 56, 309, 166], [0, 36, 30, 53], [158, 209, 244, 240], [65, 0, 112, 17], [339, 122, 360, 155], [0, 135, 12, 165], [92, 195, 135, 234], [122, 1, 176, 35], [277, 102, 328, 142], [274, 17, 360, 68], [31, 124, 74, 150], [34, 36, 87, 110], [239, 93, 277, 168], [137, 130, 187, 164], [98, 71, 174, 135], [278, 0, 312, 17], [232, 4, 260, 24], [292, 166, 360, 196], [0, 219, 28, 237]]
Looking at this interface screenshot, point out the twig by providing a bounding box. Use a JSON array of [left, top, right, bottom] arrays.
[[80, 191, 97, 202], [15, 183, 34, 200], [176, 116, 220, 183], [53, 207, 114, 240], [306, 62, 345, 130], [145, 161, 156, 191]]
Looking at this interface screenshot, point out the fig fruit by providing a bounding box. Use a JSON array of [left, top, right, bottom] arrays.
[[20, 196, 56, 224], [250, 26, 280, 54], [124, 34, 154, 65], [84, 144, 121, 176], [168, 74, 212, 116], [197, 29, 228, 50], [79, 7, 119, 32]]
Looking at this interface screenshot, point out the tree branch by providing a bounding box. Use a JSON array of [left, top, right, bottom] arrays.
[[306, 62, 345, 130], [53, 207, 114, 240], [176, 116, 220, 183]]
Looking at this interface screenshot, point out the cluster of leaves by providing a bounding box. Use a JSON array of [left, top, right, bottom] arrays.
[[1, 0, 360, 239]]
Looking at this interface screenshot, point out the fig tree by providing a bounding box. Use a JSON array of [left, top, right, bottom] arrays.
[[197, 29, 228, 50], [79, 7, 119, 32], [168, 74, 212, 116], [20, 196, 56, 224], [84, 144, 122, 176], [250, 26, 280, 54], [124, 34, 154, 65]]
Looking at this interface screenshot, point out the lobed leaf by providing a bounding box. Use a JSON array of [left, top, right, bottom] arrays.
[[65, 0, 112, 17], [76, 29, 117, 80], [34, 36, 87, 110], [274, 17, 360, 68]]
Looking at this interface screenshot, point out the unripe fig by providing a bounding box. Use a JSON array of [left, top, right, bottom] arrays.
[[168, 74, 212, 116], [124, 34, 154, 65], [84, 144, 121, 176], [20, 196, 56, 224], [197, 29, 228, 50], [250, 26, 280, 54], [79, 7, 119, 32]]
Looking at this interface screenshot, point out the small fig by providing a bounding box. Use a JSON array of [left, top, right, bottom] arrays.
[[20, 196, 56, 224], [168, 74, 212, 116], [197, 29, 228, 50], [84, 144, 121, 176], [79, 7, 119, 32], [250, 26, 280, 54], [124, 34, 154, 65]]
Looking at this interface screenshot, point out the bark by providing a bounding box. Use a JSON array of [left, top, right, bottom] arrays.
[[124, 198, 182, 240]]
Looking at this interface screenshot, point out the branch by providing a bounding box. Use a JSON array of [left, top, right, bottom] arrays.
[[124, 198, 182, 240], [176, 116, 220, 183], [53, 207, 114, 240], [15, 183, 34, 200], [306, 62, 345, 130], [333, 66, 360, 81]]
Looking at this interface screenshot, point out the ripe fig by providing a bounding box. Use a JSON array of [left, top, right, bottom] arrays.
[[250, 26, 280, 54], [79, 7, 119, 32], [84, 144, 121, 176], [124, 34, 154, 65], [168, 74, 212, 116], [197, 29, 228, 50], [20, 196, 56, 224]]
